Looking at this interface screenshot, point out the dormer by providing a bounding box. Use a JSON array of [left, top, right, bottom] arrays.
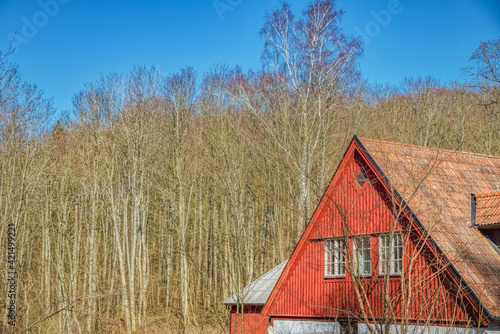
[[471, 192, 500, 252]]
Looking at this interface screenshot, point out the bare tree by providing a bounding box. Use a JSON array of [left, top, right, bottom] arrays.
[[161, 67, 197, 327], [461, 39, 500, 106], [245, 0, 362, 236]]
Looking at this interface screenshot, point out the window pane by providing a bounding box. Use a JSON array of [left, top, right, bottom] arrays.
[[356, 171, 367, 187], [363, 260, 370, 274], [355, 237, 371, 275], [325, 238, 346, 277], [380, 235, 389, 275], [380, 233, 403, 275], [393, 234, 403, 274]]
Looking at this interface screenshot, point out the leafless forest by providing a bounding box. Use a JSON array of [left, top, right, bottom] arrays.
[[0, 1, 499, 333]]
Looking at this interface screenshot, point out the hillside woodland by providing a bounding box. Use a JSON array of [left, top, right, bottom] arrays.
[[0, 1, 499, 333]]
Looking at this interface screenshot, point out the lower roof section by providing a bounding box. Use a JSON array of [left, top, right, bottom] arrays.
[[224, 261, 288, 306]]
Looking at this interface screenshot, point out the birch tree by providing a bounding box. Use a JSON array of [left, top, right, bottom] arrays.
[[248, 0, 362, 235], [162, 67, 197, 327]]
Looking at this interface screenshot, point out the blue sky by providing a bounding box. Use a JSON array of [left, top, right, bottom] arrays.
[[0, 0, 499, 114]]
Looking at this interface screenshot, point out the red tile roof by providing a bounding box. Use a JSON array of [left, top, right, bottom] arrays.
[[359, 137, 500, 319], [474, 192, 500, 228]]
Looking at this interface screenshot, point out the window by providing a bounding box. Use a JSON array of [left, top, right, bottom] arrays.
[[325, 238, 346, 277], [355, 170, 367, 187], [380, 233, 403, 275], [354, 237, 371, 276], [340, 321, 358, 334]]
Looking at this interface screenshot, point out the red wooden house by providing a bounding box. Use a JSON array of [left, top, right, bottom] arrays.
[[225, 136, 500, 334]]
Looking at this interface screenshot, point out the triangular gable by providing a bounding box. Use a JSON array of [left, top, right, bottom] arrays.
[[261, 136, 486, 325]]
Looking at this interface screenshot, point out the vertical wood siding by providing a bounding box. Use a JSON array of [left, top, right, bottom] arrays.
[[230, 306, 267, 333]]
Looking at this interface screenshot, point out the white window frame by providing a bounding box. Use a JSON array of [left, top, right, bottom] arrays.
[[354, 236, 372, 276], [325, 238, 346, 278], [379, 233, 404, 276]]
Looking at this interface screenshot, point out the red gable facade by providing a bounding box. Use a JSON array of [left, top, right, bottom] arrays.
[[225, 136, 500, 334]]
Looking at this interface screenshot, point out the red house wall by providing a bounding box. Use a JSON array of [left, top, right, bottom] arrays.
[[229, 306, 268, 334], [262, 145, 480, 327]]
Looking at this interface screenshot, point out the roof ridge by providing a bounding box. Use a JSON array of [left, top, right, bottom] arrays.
[[358, 137, 500, 161]]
